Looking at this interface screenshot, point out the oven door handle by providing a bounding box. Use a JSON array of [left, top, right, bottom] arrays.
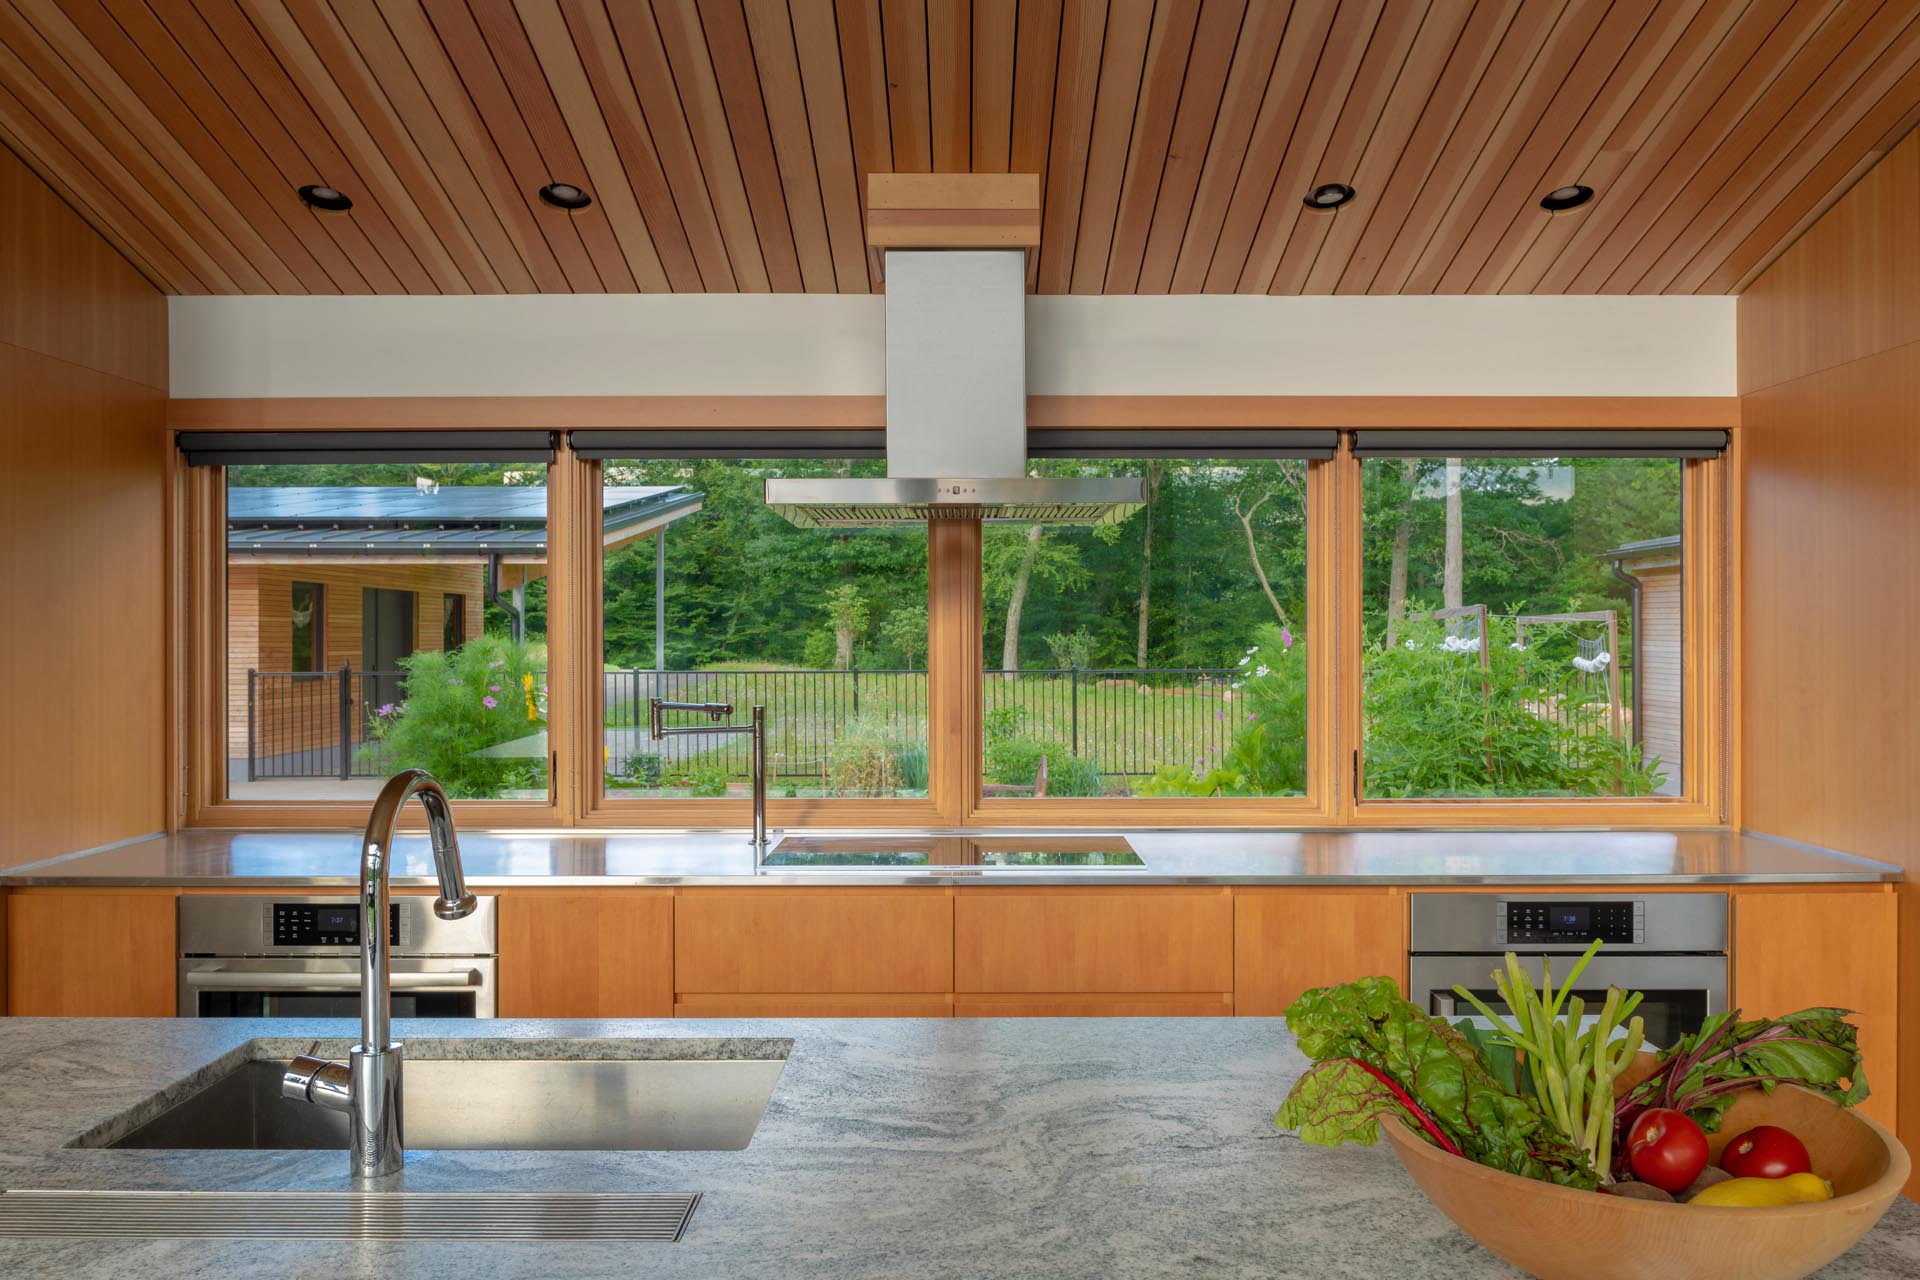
[[1432, 993, 1457, 1017], [183, 969, 484, 992]]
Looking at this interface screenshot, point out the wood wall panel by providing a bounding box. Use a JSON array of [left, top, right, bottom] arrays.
[[1738, 127, 1920, 1189], [6, 890, 176, 1017], [497, 888, 672, 1017], [3, 2, 1915, 295]]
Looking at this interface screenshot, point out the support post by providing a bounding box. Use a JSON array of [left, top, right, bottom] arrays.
[[338, 664, 353, 780]]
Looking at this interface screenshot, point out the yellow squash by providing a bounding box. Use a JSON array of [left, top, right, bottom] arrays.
[[1689, 1173, 1833, 1208]]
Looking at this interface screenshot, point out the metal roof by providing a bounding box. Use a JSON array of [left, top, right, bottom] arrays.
[[227, 485, 701, 557], [1600, 534, 1682, 560]]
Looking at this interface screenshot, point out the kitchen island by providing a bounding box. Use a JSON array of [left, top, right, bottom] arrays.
[[0, 1016, 1913, 1278]]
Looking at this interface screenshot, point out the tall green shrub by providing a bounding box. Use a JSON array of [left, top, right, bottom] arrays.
[[363, 635, 547, 798]]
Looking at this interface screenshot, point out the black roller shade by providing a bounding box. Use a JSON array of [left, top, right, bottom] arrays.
[[178, 430, 557, 466], [569, 429, 886, 461], [1348, 429, 1729, 458], [1027, 429, 1339, 459]]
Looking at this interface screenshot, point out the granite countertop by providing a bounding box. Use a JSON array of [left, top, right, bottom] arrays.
[[0, 828, 1900, 887], [0, 1016, 1912, 1278]]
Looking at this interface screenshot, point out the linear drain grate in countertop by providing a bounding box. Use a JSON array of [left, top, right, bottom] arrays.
[[0, 1190, 700, 1241]]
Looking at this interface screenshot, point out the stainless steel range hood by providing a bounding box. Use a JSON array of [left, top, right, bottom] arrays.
[[765, 250, 1143, 528]]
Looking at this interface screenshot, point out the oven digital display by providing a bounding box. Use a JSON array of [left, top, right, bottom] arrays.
[[272, 903, 400, 949], [1504, 900, 1637, 944]]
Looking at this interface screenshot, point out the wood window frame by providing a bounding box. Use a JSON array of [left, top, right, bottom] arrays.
[[173, 400, 1735, 833]]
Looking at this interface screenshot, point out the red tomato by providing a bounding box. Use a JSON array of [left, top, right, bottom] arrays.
[[1720, 1125, 1813, 1180], [1627, 1108, 1710, 1193]]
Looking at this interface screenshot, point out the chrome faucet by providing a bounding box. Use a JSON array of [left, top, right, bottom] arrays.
[[282, 768, 476, 1181], [650, 699, 768, 851]]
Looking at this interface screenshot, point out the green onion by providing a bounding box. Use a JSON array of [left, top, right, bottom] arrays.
[[1454, 938, 1643, 1181]]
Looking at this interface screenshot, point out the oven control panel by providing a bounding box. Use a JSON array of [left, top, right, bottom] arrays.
[[1502, 899, 1642, 945], [270, 902, 403, 949]]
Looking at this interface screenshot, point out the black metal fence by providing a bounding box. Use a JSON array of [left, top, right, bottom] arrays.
[[248, 665, 1241, 783]]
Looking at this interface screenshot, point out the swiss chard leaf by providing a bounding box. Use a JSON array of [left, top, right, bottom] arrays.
[[1278, 978, 1598, 1190], [1276, 1058, 1429, 1147]]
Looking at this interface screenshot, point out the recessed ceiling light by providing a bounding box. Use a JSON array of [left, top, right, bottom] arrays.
[[1302, 182, 1356, 211], [1540, 184, 1595, 213], [539, 182, 593, 210], [297, 184, 352, 212]]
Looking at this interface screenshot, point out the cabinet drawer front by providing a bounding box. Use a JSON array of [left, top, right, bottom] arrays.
[[674, 889, 954, 994], [954, 888, 1232, 994], [676, 994, 953, 1018], [956, 994, 1231, 1017], [1233, 890, 1407, 1015]]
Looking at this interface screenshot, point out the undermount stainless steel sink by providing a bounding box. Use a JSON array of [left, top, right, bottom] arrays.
[[88, 1055, 786, 1152]]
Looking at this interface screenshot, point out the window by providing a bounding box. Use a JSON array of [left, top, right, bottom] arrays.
[[223, 459, 549, 802], [1359, 454, 1686, 799], [596, 457, 928, 801], [981, 456, 1310, 799], [289, 581, 324, 674], [443, 593, 466, 651]]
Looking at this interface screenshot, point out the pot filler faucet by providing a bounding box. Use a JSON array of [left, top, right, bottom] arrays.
[[650, 699, 768, 852], [281, 769, 477, 1181]]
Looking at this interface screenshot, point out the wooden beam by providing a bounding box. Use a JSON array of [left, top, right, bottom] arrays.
[[866, 172, 1041, 248]]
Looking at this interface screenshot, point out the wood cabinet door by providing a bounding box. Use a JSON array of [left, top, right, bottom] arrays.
[[497, 889, 672, 1017], [674, 889, 954, 995], [1233, 889, 1406, 1016], [7, 890, 176, 1016], [675, 994, 953, 1018], [954, 887, 1233, 995], [1733, 888, 1898, 1128], [955, 993, 1232, 1017]]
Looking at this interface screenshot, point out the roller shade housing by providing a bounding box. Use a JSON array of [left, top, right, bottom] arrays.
[[179, 430, 556, 466], [569, 430, 885, 460], [1349, 429, 1728, 458], [1028, 429, 1338, 459]]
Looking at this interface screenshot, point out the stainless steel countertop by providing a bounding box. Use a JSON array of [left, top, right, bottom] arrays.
[[0, 827, 1899, 886]]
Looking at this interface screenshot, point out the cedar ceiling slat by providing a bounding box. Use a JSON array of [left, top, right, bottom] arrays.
[[1133, 0, 1247, 295], [596, 0, 738, 291], [366, 0, 571, 291], [741, 0, 838, 292], [0, 36, 224, 291], [547, 0, 702, 291], [1601, 0, 1899, 293], [1445, 0, 1704, 294], [882, 0, 932, 172], [0, 80, 201, 291], [1102, 0, 1205, 293], [1035, 0, 1102, 294], [698, 0, 807, 292], [195, 0, 459, 293], [1716, 54, 1920, 293], [1329, 0, 1520, 294], [1007, 0, 1059, 293], [463, 0, 651, 291], [648, 0, 774, 290], [1069, 0, 1152, 294], [929, 0, 969, 172], [11, 0, 310, 292], [1361, 0, 1565, 293], [1234, 0, 1388, 293], [2, 0, 1912, 297], [1497, 0, 1754, 296], [1164, 0, 1291, 293], [970, 0, 1014, 171], [1636, 7, 1920, 294], [512, 0, 675, 292], [320, 0, 533, 291], [834, 0, 890, 287], [286, 0, 516, 293], [1397, 0, 1614, 294], [1198, 0, 1340, 292], [1560, 0, 1865, 293], [788, 0, 869, 291], [1287, 0, 1477, 296], [393, 0, 587, 289]]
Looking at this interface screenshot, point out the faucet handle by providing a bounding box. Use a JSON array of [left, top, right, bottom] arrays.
[[283, 1054, 352, 1112]]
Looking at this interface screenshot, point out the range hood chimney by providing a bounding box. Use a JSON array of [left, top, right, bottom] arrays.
[[766, 244, 1143, 528]]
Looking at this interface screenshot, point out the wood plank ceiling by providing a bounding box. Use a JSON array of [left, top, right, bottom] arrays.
[[2, 1, 1917, 296]]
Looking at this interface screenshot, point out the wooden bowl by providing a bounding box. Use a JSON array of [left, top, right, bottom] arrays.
[[1380, 1063, 1910, 1280]]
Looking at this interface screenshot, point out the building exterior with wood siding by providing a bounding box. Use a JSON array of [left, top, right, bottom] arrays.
[[1606, 536, 1683, 797]]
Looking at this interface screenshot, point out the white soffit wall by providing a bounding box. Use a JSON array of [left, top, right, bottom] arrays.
[[169, 293, 1736, 399]]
